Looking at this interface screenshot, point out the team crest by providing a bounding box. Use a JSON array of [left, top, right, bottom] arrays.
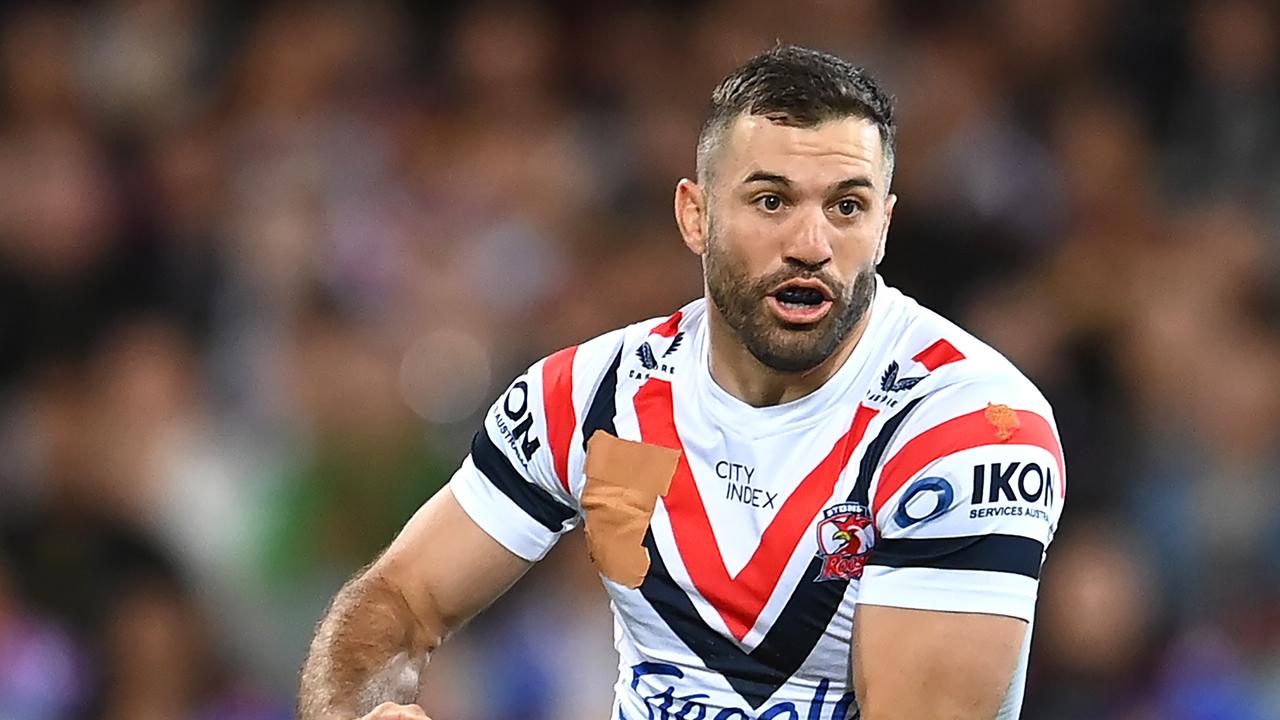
[[814, 502, 876, 581]]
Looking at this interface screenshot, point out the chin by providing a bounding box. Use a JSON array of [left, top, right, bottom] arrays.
[[750, 341, 834, 374], [749, 320, 849, 372]]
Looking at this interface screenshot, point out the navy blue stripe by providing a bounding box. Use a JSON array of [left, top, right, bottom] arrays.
[[850, 397, 923, 506], [868, 533, 1045, 579], [470, 430, 575, 533], [639, 530, 846, 709], [581, 348, 623, 449]]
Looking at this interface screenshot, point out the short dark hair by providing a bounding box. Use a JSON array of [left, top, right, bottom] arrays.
[[696, 45, 896, 189]]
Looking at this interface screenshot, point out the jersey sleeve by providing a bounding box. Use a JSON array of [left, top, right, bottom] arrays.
[[449, 348, 585, 562], [857, 378, 1065, 622]]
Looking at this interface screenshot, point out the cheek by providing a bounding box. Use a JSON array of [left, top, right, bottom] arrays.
[[833, 223, 883, 269], [714, 213, 780, 270]]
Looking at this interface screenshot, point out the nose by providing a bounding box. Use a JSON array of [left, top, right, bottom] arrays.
[[783, 206, 834, 270]]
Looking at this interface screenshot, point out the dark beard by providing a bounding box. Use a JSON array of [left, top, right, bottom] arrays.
[[705, 237, 876, 374]]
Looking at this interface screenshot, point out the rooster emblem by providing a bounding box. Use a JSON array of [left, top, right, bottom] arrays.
[[819, 513, 875, 557], [815, 503, 876, 581]]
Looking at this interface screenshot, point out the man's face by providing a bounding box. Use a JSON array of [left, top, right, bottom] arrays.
[[688, 115, 895, 373]]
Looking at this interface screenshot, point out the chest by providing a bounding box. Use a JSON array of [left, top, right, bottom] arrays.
[[606, 379, 882, 636]]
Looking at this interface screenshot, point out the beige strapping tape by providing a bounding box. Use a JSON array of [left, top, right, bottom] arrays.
[[582, 430, 680, 588]]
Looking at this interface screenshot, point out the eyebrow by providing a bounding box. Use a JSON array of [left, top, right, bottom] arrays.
[[830, 177, 875, 193], [742, 171, 792, 186], [740, 171, 876, 193]]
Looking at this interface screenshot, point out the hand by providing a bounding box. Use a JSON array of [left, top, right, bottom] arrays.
[[359, 702, 433, 720]]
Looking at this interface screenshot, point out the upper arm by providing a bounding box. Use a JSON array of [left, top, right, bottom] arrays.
[[376, 339, 617, 636], [854, 605, 1027, 720], [374, 486, 533, 635], [854, 377, 1065, 719]]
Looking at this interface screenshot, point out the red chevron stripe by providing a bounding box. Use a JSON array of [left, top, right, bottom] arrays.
[[634, 378, 877, 641]]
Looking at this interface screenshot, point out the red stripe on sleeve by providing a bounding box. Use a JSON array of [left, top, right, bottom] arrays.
[[871, 407, 1064, 517], [541, 345, 579, 492], [912, 339, 965, 370], [651, 311, 683, 338]]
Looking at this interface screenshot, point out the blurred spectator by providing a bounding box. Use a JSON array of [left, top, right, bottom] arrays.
[[0, 559, 86, 720], [99, 576, 288, 720], [1165, 0, 1280, 203]]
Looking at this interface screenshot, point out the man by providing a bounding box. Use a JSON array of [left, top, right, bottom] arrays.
[[298, 45, 1065, 720]]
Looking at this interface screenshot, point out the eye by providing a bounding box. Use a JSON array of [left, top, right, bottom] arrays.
[[835, 198, 861, 216], [756, 194, 783, 212]]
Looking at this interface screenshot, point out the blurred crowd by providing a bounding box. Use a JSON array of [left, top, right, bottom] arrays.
[[0, 0, 1277, 719]]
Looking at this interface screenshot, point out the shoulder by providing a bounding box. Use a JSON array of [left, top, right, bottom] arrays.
[[538, 298, 704, 411], [872, 284, 1054, 420], [865, 285, 1063, 515], [854, 291, 1065, 621], [488, 300, 701, 489]]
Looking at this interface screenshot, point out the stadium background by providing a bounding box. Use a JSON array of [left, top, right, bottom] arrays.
[[0, 0, 1277, 718]]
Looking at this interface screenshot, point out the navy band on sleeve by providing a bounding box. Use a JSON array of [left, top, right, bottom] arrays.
[[470, 430, 577, 533], [867, 533, 1045, 580]]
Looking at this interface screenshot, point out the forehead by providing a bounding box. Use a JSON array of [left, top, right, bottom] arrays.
[[716, 115, 886, 191]]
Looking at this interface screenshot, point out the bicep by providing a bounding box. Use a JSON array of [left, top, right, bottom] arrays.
[[374, 486, 533, 635], [853, 604, 1027, 720]]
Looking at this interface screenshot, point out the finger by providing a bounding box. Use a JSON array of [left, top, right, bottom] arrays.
[[363, 702, 431, 720], [398, 704, 431, 720]]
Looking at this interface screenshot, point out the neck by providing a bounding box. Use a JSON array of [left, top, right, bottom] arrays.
[[705, 299, 873, 407]]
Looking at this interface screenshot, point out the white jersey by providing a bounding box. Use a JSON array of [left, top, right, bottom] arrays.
[[451, 277, 1065, 719]]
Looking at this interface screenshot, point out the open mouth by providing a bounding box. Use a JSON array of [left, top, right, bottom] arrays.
[[773, 285, 829, 308], [766, 280, 834, 324]]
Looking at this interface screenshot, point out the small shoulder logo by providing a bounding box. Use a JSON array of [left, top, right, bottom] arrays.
[[636, 343, 658, 370], [662, 331, 684, 358], [867, 359, 927, 407], [985, 403, 1020, 441], [629, 332, 685, 379], [814, 502, 876, 582], [880, 360, 925, 392]]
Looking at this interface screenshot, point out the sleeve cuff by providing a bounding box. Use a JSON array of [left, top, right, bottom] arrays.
[[856, 565, 1038, 622], [449, 459, 562, 562]]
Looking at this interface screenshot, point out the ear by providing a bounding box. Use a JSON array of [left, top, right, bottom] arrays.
[[874, 193, 896, 265], [674, 178, 708, 255]]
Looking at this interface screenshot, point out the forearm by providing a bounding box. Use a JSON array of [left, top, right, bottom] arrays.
[[299, 567, 445, 720]]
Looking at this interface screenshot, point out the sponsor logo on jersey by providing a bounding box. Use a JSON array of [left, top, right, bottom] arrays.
[[493, 377, 540, 463], [893, 476, 955, 528], [717, 461, 776, 509], [866, 359, 927, 407], [814, 502, 875, 581], [628, 662, 855, 720], [630, 332, 685, 379], [662, 332, 685, 358], [968, 461, 1054, 522], [637, 343, 659, 370]]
